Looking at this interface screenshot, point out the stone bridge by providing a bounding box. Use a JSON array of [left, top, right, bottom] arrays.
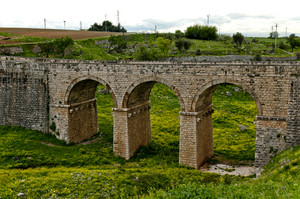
[[0, 56, 299, 169]]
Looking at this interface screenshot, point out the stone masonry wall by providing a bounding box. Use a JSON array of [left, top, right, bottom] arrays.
[[0, 58, 48, 132], [286, 76, 300, 148], [68, 99, 98, 143], [127, 103, 151, 157]]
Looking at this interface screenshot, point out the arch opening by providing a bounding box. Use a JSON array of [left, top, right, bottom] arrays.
[[118, 80, 182, 162], [66, 78, 115, 143], [195, 83, 259, 167]]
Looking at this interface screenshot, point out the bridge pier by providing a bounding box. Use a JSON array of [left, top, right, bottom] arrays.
[[179, 105, 214, 169], [255, 116, 287, 167], [113, 102, 151, 159], [50, 98, 99, 143]]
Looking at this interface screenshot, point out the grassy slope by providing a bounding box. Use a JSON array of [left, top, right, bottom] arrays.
[[1, 31, 299, 60], [1, 83, 298, 198]]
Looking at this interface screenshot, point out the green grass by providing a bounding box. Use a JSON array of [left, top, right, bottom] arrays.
[[1, 32, 299, 60], [0, 83, 298, 198]]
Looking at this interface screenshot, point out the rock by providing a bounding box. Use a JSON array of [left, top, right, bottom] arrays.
[[239, 125, 248, 131], [0, 47, 23, 55], [233, 87, 241, 92], [17, 193, 25, 197], [31, 45, 41, 54], [95, 40, 110, 45], [226, 91, 232, 96]]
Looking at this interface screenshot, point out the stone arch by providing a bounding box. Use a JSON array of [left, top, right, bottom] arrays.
[[63, 75, 117, 143], [122, 76, 185, 111], [113, 76, 184, 159], [182, 77, 263, 168], [191, 78, 263, 116], [64, 75, 118, 108]]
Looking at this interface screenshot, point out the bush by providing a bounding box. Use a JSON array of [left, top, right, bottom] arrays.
[[156, 37, 171, 55], [253, 54, 262, 61], [53, 36, 74, 57], [233, 32, 244, 52], [175, 39, 193, 52], [175, 30, 184, 39], [108, 35, 127, 53], [279, 41, 287, 50], [185, 25, 218, 40], [135, 46, 160, 61], [296, 52, 300, 59]]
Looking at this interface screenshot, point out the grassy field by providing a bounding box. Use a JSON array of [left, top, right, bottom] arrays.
[[1, 83, 298, 198], [1, 29, 299, 60]]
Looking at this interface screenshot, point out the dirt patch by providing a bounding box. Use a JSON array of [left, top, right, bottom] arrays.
[[40, 141, 58, 147], [201, 163, 255, 176], [0, 28, 123, 42]]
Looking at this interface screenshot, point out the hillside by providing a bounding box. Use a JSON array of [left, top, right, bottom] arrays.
[[0, 83, 298, 198], [0, 28, 299, 60]]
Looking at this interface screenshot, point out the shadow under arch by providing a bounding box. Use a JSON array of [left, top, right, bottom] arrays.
[[191, 78, 263, 116], [64, 75, 118, 108], [63, 75, 117, 143], [122, 76, 185, 111]]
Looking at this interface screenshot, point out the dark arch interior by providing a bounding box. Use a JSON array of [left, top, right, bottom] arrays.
[[68, 79, 99, 104]]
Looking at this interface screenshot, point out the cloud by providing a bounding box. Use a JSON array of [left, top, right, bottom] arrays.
[[226, 13, 273, 20]]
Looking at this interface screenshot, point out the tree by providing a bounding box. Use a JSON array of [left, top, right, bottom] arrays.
[[38, 41, 54, 58], [233, 32, 244, 52], [185, 25, 218, 40], [175, 30, 184, 39], [287, 34, 300, 52], [53, 36, 74, 57], [156, 37, 171, 56], [88, 20, 127, 32]]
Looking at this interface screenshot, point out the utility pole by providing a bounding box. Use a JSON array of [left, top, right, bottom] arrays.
[[44, 18, 46, 29], [63, 21, 66, 29], [117, 10, 120, 25], [80, 21, 82, 30], [275, 24, 278, 53], [207, 14, 210, 26], [105, 14, 107, 31]]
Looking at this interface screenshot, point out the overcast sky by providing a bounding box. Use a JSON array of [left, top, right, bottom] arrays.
[[1, 0, 299, 37]]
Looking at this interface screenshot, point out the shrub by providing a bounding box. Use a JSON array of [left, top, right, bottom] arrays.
[[185, 25, 218, 40], [175, 39, 193, 52], [253, 54, 262, 61], [53, 36, 74, 57], [296, 51, 300, 59], [38, 41, 54, 58], [233, 32, 244, 52], [108, 35, 127, 53], [279, 41, 287, 50], [156, 37, 171, 56], [175, 30, 184, 39], [135, 46, 160, 61]]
